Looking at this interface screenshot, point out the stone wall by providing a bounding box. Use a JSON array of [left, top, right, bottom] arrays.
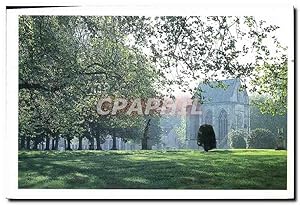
[[186, 102, 250, 149]]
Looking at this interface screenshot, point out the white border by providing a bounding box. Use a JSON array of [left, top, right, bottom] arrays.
[[5, 5, 294, 199]]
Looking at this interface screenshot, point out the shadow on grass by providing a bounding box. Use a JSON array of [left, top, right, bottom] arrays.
[[18, 150, 287, 189]]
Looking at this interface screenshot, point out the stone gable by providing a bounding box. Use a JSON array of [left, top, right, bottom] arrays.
[[186, 78, 250, 149]]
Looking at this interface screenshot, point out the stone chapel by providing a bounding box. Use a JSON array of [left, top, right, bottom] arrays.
[[186, 78, 250, 149]]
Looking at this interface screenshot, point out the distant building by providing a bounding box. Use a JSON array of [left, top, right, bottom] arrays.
[[186, 79, 250, 149]]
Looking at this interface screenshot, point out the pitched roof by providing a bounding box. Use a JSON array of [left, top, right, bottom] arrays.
[[198, 78, 240, 103]]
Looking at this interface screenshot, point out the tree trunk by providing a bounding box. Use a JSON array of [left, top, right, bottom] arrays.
[[33, 138, 38, 150], [111, 135, 118, 150], [96, 137, 102, 150], [66, 138, 72, 150], [20, 136, 25, 150], [26, 136, 31, 150], [52, 136, 59, 150], [89, 138, 95, 150], [78, 136, 83, 150], [55, 136, 59, 150], [51, 138, 56, 150], [142, 119, 151, 150], [141, 138, 147, 150], [45, 137, 50, 150]]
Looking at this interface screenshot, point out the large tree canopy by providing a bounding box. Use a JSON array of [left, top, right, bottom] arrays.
[[19, 16, 163, 149], [19, 16, 286, 94]]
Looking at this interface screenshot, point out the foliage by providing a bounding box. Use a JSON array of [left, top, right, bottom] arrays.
[[18, 16, 162, 149], [250, 59, 287, 115], [174, 117, 187, 149], [147, 117, 163, 146], [247, 128, 276, 149], [228, 130, 248, 149], [250, 95, 287, 139], [147, 16, 286, 95]]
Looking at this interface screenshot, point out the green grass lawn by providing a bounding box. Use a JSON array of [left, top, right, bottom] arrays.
[[18, 149, 287, 189]]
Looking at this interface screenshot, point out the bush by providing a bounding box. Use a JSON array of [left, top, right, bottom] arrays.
[[247, 128, 276, 149], [228, 129, 248, 149]]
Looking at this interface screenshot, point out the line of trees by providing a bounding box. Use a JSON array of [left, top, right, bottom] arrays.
[[19, 16, 162, 150]]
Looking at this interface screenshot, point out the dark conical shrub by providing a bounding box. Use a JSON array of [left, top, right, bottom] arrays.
[[197, 124, 216, 152]]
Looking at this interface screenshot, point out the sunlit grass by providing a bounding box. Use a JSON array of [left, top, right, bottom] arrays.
[[18, 149, 287, 189]]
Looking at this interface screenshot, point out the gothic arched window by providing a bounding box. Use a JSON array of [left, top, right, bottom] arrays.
[[237, 113, 243, 129], [205, 110, 213, 125], [218, 109, 228, 141]]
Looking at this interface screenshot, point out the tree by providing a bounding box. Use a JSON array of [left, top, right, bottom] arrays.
[[250, 58, 287, 115], [250, 95, 287, 139], [174, 117, 187, 149], [19, 16, 163, 150], [140, 116, 162, 150], [19, 16, 286, 95], [146, 17, 285, 94]]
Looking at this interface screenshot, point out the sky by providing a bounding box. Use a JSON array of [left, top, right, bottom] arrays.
[[166, 15, 290, 98]]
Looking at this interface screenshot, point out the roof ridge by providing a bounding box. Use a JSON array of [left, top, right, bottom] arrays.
[[198, 78, 241, 103]]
